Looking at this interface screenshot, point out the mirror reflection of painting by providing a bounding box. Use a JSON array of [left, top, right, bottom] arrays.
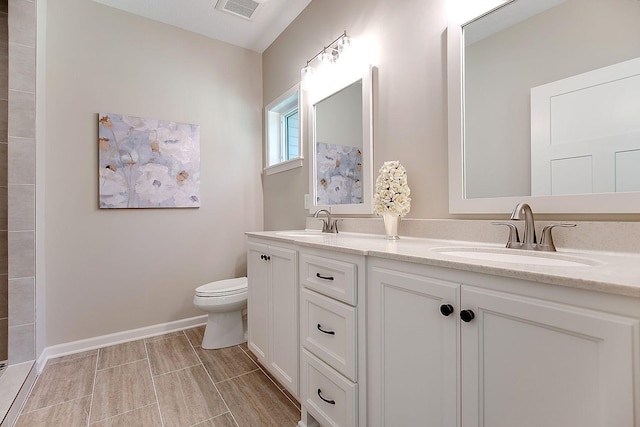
[[316, 142, 362, 205]]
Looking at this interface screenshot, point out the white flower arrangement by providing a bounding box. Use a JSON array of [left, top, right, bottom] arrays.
[[373, 160, 411, 217]]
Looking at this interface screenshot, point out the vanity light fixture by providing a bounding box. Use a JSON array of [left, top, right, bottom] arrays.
[[300, 31, 352, 90]]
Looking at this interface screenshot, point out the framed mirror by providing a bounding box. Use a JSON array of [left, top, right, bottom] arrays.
[[448, 0, 640, 213], [308, 66, 374, 214]]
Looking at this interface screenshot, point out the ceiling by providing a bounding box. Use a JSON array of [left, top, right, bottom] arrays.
[[93, 0, 312, 53]]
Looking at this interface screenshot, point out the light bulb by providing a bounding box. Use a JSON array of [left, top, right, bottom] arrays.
[[338, 35, 352, 55], [300, 64, 315, 91], [320, 49, 336, 66]]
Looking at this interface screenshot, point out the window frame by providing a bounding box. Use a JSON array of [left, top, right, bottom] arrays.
[[264, 84, 303, 176]]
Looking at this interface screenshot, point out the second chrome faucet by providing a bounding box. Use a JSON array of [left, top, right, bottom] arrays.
[[493, 203, 575, 252], [313, 209, 340, 233]]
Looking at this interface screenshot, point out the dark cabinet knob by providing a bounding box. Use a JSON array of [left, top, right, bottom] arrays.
[[440, 304, 454, 317], [460, 309, 475, 323]]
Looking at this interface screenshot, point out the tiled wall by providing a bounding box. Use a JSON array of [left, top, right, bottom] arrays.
[[7, 0, 36, 364], [0, 0, 7, 365]]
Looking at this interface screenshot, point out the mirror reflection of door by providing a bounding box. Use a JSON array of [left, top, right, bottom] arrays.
[[531, 58, 640, 195]]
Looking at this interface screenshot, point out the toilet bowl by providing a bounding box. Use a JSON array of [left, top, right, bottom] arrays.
[[193, 277, 248, 349]]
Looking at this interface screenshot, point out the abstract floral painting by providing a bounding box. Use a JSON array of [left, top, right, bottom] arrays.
[[316, 142, 362, 205], [98, 113, 200, 208]]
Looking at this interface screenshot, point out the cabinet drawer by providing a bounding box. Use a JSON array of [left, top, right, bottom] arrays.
[[300, 253, 357, 305], [301, 349, 357, 427], [301, 288, 357, 381]]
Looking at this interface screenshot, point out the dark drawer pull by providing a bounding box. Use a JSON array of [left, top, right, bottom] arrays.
[[460, 309, 475, 323], [316, 272, 334, 281], [317, 388, 336, 405], [317, 324, 336, 335]]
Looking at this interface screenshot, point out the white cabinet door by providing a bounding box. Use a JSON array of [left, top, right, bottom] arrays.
[[461, 286, 640, 427], [247, 241, 270, 363], [269, 245, 299, 395], [368, 265, 460, 427]]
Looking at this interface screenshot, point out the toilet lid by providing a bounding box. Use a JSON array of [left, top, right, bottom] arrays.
[[196, 277, 248, 297]]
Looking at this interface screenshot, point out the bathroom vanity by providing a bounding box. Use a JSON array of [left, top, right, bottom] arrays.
[[246, 229, 640, 427]]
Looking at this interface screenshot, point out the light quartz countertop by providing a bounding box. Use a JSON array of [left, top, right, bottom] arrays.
[[246, 230, 640, 299]]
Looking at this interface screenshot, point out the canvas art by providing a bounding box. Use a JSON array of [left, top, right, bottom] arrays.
[[98, 113, 201, 208], [316, 142, 363, 205]]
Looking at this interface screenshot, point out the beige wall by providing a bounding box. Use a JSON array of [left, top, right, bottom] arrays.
[[262, 0, 451, 229], [44, 0, 263, 345]]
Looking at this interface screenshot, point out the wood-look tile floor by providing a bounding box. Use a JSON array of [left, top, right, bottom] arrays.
[[14, 326, 301, 427]]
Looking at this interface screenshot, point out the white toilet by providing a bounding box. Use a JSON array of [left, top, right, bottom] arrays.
[[193, 277, 248, 349]]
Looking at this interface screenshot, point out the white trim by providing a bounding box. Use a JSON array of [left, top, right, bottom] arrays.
[[265, 83, 303, 170], [265, 157, 303, 176], [36, 315, 207, 374]]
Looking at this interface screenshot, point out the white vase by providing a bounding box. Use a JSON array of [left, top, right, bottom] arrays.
[[382, 213, 400, 240]]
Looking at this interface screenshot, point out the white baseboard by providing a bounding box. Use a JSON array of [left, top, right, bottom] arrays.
[[36, 315, 207, 374]]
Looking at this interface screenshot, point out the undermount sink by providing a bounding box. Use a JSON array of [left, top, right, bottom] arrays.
[[434, 247, 595, 267], [276, 230, 329, 238]]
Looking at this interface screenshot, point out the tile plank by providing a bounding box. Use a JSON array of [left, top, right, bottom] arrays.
[[15, 396, 90, 427], [146, 335, 199, 376], [22, 354, 96, 413], [89, 404, 162, 427], [155, 365, 227, 427], [97, 340, 147, 370], [194, 412, 238, 427], [90, 359, 156, 423], [217, 371, 300, 427], [195, 345, 257, 383]]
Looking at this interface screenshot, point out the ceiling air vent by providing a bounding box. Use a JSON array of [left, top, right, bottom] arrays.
[[215, 0, 262, 20]]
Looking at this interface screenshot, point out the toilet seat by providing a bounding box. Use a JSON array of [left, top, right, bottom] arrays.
[[195, 277, 247, 297]]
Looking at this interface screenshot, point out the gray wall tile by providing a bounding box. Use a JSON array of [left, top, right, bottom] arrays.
[[8, 137, 34, 185], [8, 184, 34, 231], [8, 230, 33, 279], [0, 12, 6, 57], [0, 53, 7, 100], [8, 44, 34, 93], [8, 0, 35, 48], [0, 231, 6, 274], [8, 321, 34, 363], [0, 142, 7, 183], [8, 276, 33, 326], [0, 317, 6, 361], [7, 90, 34, 138], [0, 98, 7, 141], [0, 273, 6, 318], [0, 184, 6, 230]]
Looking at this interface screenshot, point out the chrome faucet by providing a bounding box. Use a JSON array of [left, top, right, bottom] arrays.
[[493, 203, 576, 252], [313, 209, 339, 233], [510, 202, 537, 250]]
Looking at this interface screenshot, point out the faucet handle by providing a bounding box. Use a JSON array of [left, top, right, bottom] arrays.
[[539, 223, 576, 252], [330, 219, 342, 234], [491, 222, 520, 248]]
